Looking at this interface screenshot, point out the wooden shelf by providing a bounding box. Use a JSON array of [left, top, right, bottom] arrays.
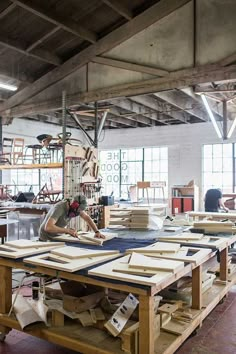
[[0, 162, 63, 170]]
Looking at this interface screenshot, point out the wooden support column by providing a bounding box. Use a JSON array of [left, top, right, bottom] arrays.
[[220, 247, 228, 281], [139, 295, 154, 354], [192, 265, 202, 309], [0, 265, 12, 313]]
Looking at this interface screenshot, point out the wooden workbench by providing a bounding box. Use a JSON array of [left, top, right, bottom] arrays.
[[0, 239, 235, 354]]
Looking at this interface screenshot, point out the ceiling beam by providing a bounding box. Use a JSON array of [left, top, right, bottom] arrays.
[[3, 64, 236, 118], [1, 0, 191, 113], [0, 29, 61, 66], [101, 0, 133, 20], [110, 106, 151, 126], [26, 26, 60, 52], [110, 98, 165, 124], [130, 95, 188, 123], [219, 52, 236, 66], [92, 56, 168, 76], [0, 3, 17, 18], [11, 0, 97, 43], [153, 91, 208, 121], [194, 88, 236, 94], [107, 113, 137, 127]]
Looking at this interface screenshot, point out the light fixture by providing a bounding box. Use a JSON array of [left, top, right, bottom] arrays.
[[201, 94, 222, 138], [0, 83, 18, 91], [227, 117, 236, 138]]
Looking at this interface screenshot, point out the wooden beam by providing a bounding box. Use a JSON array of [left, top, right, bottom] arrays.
[[11, 0, 97, 43], [153, 91, 207, 121], [3, 64, 236, 118], [0, 3, 17, 19], [219, 52, 236, 66], [131, 95, 188, 123], [111, 98, 165, 124], [102, 0, 133, 20], [0, 0, 191, 113], [194, 88, 236, 94], [110, 107, 151, 126], [0, 29, 61, 66], [92, 56, 168, 77], [26, 26, 60, 52]]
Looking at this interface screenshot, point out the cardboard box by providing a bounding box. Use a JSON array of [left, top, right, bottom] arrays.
[[60, 281, 105, 313]]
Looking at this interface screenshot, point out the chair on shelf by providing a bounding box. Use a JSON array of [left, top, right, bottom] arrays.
[[12, 138, 25, 164], [0, 138, 13, 164]]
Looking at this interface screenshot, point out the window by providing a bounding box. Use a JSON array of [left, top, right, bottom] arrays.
[[99, 147, 168, 199], [202, 143, 233, 195]]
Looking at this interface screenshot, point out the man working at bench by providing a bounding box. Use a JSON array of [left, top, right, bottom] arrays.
[[204, 188, 229, 213], [39, 195, 105, 241]]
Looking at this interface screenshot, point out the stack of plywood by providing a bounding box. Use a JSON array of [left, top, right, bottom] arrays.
[[109, 207, 152, 229]]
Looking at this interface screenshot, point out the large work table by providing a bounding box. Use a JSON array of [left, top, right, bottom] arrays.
[[0, 232, 236, 354]]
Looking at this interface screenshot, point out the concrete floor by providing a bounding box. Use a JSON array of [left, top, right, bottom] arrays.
[[1, 287, 236, 353]]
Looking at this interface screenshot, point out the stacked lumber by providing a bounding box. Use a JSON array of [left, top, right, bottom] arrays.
[[109, 207, 158, 229], [193, 220, 236, 234]]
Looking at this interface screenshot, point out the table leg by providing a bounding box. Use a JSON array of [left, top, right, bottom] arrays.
[[139, 295, 154, 354], [192, 265, 202, 310], [0, 265, 12, 314], [220, 247, 228, 281]]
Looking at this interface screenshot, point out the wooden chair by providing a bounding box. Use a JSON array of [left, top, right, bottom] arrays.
[[12, 138, 25, 164], [0, 138, 13, 164]]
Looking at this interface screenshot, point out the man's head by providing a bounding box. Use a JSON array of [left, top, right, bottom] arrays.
[[68, 195, 87, 218]]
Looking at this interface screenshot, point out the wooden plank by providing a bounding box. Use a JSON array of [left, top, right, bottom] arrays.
[[0, 265, 12, 313], [139, 295, 154, 354], [192, 265, 202, 309], [89, 255, 174, 286], [144, 247, 212, 265], [11, 0, 97, 43], [24, 252, 120, 273], [4, 240, 65, 249], [51, 310, 64, 327], [113, 262, 172, 277], [92, 56, 168, 76], [53, 232, 117, 245], [0, 243, 66, 259], [51, 246, 119, 259], [158, 232, 204, 241], [0, 0, 191, 113], [126, 241, 181, 254], [187, 211, 236, 221], [102, 0, 133, 20], [161, 318, 190, 335], [220, 247, 228, 281], [0, 163, 63, 170], [129, 253, 184, 273]]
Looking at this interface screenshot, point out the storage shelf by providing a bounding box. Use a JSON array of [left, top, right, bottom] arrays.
[[0, 162, 63, 170]]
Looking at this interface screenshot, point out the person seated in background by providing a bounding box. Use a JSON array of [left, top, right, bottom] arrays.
[[204, 188, 229, 213], [39, 194, 105, 241]]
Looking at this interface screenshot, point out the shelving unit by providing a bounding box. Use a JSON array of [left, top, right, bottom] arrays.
[[171, 181, 199, 214]]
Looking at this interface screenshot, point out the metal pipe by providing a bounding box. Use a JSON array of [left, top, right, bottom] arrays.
[[62, 90, 67, 199], [223, 100, 227, 140], [94, 101, 98, 148], [98, 111, 108, 138]]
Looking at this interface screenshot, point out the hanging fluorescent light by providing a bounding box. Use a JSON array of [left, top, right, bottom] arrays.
[[0, 83, 18, 91], [227, 117, 236, 138], [201, 94, 222, 138]]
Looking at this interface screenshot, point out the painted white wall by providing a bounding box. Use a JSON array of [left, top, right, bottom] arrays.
[[3, 119, 236, 208]]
